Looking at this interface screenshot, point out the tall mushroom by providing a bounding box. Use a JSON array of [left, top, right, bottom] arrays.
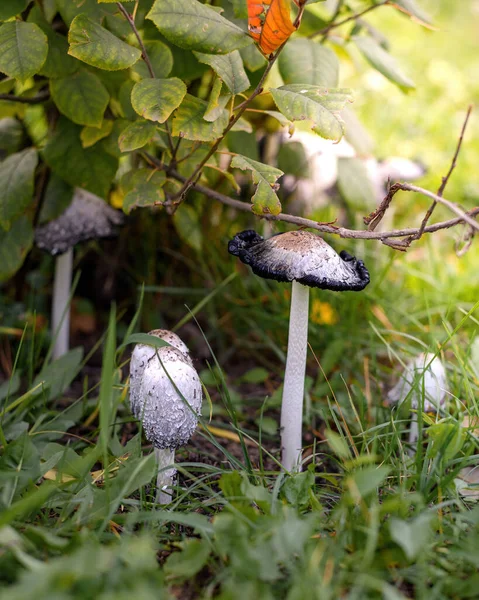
[[228, 230, 370, 472], [129, 330, 203, 504], [35, 188, 124, 359]]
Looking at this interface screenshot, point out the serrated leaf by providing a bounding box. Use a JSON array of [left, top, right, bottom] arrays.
[[147, 0, 252, 55], [0, 21, 48, 83], [173, 204, 203, 252], [43, 117, 118, 199], [131, 40, 173, 79], [353, 35, 415, 92], [231, 154, 282, 215], [120, 168, 166, 214], [131, 78, 186, 123], [50, 70, 110, 127], [270, 84, 353, 141], [279, 38, 339, 87], [172, 94, 228, 142], [68, 14, 142, 71], [194, 50, 250, 95], [0, 216, 33, 282], [80, 120, 114, 148], [0, 0, 30, 21], [118, 120, 157, 152], [337, 157, 376, 211], [0, 149, 38, 230]]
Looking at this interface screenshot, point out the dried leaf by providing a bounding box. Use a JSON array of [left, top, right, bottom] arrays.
[[247, 0, 296, 55]]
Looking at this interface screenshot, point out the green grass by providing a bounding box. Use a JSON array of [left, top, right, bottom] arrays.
[[1, 1, 479, 599]]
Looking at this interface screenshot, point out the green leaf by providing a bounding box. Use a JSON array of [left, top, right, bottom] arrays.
[[194, 50, 250, 95], [347, 465, 390, 499], [337, 157, 376, 211], [43, 117, 118, 199], [172, 94, 228, 142], [0, 216, 33, 282], [120, 169, 166, 214], [0, 21, 48, 83], [204, 79, 230, 122], [147, 0, 252, 55], [0, 149, 38, 230], [393, 0, 433, 26], [240, 44, 266, 72], [123, 332, 171, 349], [80, 120, 114, 148], [231, 154, 283, 216], [281, 469, 315, 509], [0, 117, 24, 154], [56, 0, 116, 27], [33, 348, 84, 402], [279, 38, 339, 87], [131, 78, 186, 123], [164, 539, 211, 580], [173, 204, 203, 252], [389, 514, 433, 560], [353, 35, 415, 92], [0, 0, 30, 21], [50, 70, 110, 127], [278, 141, 310, 179], [68, 14, 142, 71], [131, 40, 173, 79], [38, 175, 74, 223], [270, 84, 353, 141], [118, 120, 157, 152]]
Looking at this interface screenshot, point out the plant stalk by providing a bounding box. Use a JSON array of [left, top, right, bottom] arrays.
[[280, 281, 310, 472], [155, 447, 176, 504], [52, 249, 73, 360]]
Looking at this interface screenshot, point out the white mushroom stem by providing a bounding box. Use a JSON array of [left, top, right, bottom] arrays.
[[155, 447, 176, 504], [280, 280, 310, 472], [51, 248, 73, 360]]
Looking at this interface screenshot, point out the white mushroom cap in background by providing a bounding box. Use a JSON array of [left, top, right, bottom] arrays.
[[133, 346, 202, 450], [129, 329, 193, 420], [387, 353, 448, 412]]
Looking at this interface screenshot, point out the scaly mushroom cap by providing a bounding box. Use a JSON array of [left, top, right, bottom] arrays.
[[35, 188, 124, 256], [387, 353, 448, 412], [129, 329, 193, 420], [133, 346, 202, 450], [228, 230, 370, 291]]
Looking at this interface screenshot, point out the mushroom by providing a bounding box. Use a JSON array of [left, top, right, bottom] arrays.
[[129, 330, 202, 504], [35, 188, 124, 359], [387, 353, 448, 452], [228, 229, 370, 472]]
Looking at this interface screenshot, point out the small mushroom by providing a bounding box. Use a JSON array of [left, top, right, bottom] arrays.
[[387, 353, 448, 451], [129, 330, 202, 504], [35, 188, 124, 359], [228, 229, 370, 472]]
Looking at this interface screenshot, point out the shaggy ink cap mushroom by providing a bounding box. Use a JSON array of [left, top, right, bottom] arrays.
[[129, 329, 202, 503], [228, 230, 370, 292], [228, 229, 370, 472], [35, 188, 124, 360], [35, 188, 124, 256]]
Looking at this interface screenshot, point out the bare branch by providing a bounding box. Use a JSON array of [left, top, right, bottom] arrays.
[[168, 168, 479, 243], [117, 2, 155, 78], [0, 90, 50, 104], [412, 105, 473, 240], [311, 0, 390, 39]]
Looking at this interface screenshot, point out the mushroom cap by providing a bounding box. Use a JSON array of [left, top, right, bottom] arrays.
[[35, 188, 124, 256], [132, 346, 202, 450], [228, 230, 370, 291], [129, 329, 193, 420], [387, 353, 448, 412]]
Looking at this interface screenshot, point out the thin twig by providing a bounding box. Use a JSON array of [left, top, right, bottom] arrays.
[[171, 43, 288, 202], [117, 1, 176, 156], [0, 90, 50, 104], [311, 0, 390, 39], [168, 168, 479, 243], [412, 105, 473, 241], [116, 2, 155, 78]]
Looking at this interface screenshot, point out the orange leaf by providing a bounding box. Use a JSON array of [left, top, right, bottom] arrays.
[[247, 0, 297, 55]]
